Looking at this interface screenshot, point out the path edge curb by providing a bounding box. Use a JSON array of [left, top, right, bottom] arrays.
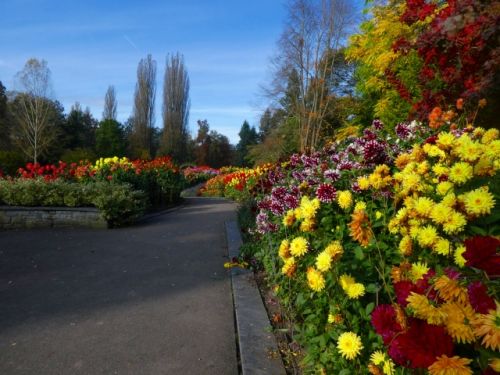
[[225, 220, 286, 375]]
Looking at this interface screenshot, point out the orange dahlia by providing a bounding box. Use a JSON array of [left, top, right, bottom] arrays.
[[348, 209, 372, 247], [428, 355, 472, 375], [472, 302, 500, 350]]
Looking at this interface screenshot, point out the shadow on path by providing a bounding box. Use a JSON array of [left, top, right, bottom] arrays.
[[0, 198, 238, 375]]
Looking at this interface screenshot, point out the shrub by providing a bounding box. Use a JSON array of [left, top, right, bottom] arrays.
[[0, 178, 146, 227]]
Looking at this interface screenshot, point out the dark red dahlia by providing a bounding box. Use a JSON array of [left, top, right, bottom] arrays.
[[389, 318, 454, 368], [316, 183, 336, 203], [371, 304, 402, 344], [464, 236, 500, 278], [468, 281, 496, 314]]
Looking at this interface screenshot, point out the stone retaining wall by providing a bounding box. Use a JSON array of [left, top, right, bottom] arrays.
[[0, 206, 108, 229]]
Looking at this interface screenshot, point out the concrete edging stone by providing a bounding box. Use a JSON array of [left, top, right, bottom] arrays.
[[225, 220, 286, 375]]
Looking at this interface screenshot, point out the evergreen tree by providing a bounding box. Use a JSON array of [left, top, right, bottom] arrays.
[[95, 119, 126, 157], [236, 120, 258, 166]]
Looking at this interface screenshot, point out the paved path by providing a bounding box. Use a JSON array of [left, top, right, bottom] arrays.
[[0, 198, 238, 375]]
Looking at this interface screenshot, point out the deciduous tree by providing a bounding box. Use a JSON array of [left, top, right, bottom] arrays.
[[102, 85, 117, 121]]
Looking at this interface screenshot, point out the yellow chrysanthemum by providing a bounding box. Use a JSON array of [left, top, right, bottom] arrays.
[[407, 293, 447, 325], [433, 238, 452, 256], [278, 239, 290, 260], [328, 313, 343, 324], [300, 218, 315, 232], [455, 136, 482, 162], [299, 196, 320, 219], [441, 193, 457, 208], [337, 190, 353, 210], [454, 245, 467, 268], [472, 302, 500, 351], [399, 235, 413, 256], [369, 173, 385, 190], [449, 162, 473, 185], [430, 203, 453, 225], [345, 283, 366, 299], [339, 274, 355, 289], [325, 241, 343, 261], [410, 262, 430, 282], [490, 358, 500, 372], [337, 332, 363, 360], [417, 225, 438, 247], [395, 153, 412, 169], [370, 351, 386, 366], [281, 257, 296, 277], [433, 275, 468, 304], [442, 211, 467, 234], [461, 187, 495, 216], [436, 132, 455, 149], [306, 267, 325, 292], [436, 181, 454, 196], [428, 355, 472, 375], [441, 302, 476, 344], [358, 176, 370, 190], [433, 163, 449, 177], [354, 201, 367, 211], [316, 250, 332, 272], [482, 128, 499, 144], [290, 237, 308, 257], [414, 196, 435, 217], [282, 210, 295, 227]]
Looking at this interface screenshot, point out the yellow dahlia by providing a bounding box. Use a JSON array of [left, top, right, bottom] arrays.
[[399, 235, 413, 256], [358, 176, 370, 190], [462, 187, 495, 216], [472, 302, 500, 351], [328, 313, 343, 324], [290, 237, 308, 257], [325, 241, 343, 261], [300, 218, 315, 232], [436, 132, 455, 149], [407, 292, 447, 325], [354, 201, 367, 211], [281, 257, 296, 277], [339, 274, 355, 289], [415, 196, 435, 217], [443, 211, 467, 234], [306, 267, 325, 292], [345, 283, 366, 299], [433, 238, 452, 256], [454, 245, 467, 268], [278, 239, 290, 260], [417, 225, 438, 247], [449, 162, 473, 185], [482, 128, 499, 144], [433, 275, 468, 304], [410, 262, 429, 282], [490, 358, 500, 372], [430, 203, 453, 225], [436, 181, 454, 196], [282, 210, 295, 227], [441, 302, 476, 344], [337, 332, 363, 360], [337, 190, 353, 210], [349, 209, 372, 247], [316, 250, 332, 272], [428, 355, 472, 375]]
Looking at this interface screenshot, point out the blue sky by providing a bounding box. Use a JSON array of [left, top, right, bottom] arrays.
[[0, 0, 361, 144]]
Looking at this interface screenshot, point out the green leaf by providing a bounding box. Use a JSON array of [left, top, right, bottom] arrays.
[[354, 246, 365, 260], [365, 302, 375, 315]]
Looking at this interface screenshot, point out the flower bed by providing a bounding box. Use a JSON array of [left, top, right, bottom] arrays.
[[0, 156, 186, 227], [207, 105, 500, 373]]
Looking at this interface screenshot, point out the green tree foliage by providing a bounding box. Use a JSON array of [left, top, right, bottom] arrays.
[[194, 119, 233, 168], [0, 81, 12, 151], [61, 103, 97, 150], [95, 119, 126, 157], [236, 120, 258, 166]]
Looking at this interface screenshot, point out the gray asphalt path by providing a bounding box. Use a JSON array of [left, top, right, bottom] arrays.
[[0, 198, 239, 375]]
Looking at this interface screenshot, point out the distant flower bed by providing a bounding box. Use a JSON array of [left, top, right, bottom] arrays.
[[182, 165, 219, 185], [209, 103, 500, 373], [0, 156, 186, 226]]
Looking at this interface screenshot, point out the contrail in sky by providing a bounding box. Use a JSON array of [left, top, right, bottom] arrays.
[[123, 34, 140, 52]]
